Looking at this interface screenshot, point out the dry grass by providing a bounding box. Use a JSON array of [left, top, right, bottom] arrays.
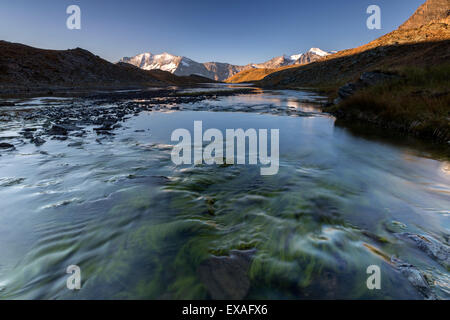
[[226, 68, 275, 83], [332, 64, 450, 142]]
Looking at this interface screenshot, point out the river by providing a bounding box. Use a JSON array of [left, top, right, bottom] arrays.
[[0, 86, 448, 299]]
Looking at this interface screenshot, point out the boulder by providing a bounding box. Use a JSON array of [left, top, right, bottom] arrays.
[[0, 142, 15, 149]]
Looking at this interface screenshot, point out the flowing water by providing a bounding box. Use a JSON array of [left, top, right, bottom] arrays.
[[0, 87, 449, 299]]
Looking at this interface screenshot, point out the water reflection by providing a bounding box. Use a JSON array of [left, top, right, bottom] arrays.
[[0, 89, 448, 300]]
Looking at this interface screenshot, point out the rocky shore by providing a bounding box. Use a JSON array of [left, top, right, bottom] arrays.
[[0, 88, 259, 151]]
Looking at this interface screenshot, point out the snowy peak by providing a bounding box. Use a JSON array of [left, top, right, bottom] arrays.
[[120, 52, 182, 73], [120, 52, 247, 81], [257, 48, 332, 68], [289, 53, 303, 61], [119, 47, 333, 81], [307, 48, 329, 57]]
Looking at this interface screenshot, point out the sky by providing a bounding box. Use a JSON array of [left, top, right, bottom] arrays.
[[0, 0, 425, 65]]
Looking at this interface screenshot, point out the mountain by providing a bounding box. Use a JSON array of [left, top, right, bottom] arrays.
[[120, 53, 247, 81], [228, 0, 449, 86], [252, 0, 450, 142], [0, 41, 216, 95], [294, 48, 330, 64], [399, 0, 449, 30], [226, 48, 331, 83], [120, 48, 331, 82]]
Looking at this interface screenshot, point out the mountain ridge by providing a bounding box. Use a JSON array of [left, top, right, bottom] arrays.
[[120, 48, 332, 81], [228, 0, 450, 85], [399, 0, 449, 30], [0, 41, 214, 95]]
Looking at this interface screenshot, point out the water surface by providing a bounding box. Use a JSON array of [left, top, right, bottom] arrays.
[[0, 89, 448, 299]]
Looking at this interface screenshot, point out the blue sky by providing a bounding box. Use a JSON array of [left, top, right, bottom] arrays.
[[0, 0, 424, 65]]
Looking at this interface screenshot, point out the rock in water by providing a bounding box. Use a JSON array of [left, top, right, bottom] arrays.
[[396, 232, 450, 268], [391, 257, 436, 300], [47, 124, 68, 136], [31, 137, 46, 146], [0, 143, 15, 149], [197, 249, 256, 300]]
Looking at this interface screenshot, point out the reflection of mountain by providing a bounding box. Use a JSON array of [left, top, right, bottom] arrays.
[[120, 48, 331, 81]]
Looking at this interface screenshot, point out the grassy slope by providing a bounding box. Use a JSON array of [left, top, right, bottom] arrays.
[[330, 64, 450, 142], [226, 66, 294, 83]]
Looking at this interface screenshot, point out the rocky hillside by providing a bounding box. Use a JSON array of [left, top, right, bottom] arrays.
[[399, 0, 449, 30], [0, 41, 170, 93], [0, 41, 214, 95], [254, 0, 450, 88]]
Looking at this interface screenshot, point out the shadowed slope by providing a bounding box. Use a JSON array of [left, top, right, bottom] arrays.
[[0, 41, 216, 95]]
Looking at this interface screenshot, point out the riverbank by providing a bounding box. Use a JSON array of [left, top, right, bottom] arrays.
[[326, 64, 450, 145]]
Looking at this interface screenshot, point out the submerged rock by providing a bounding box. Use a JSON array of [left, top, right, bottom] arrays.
[[396, 233, 450, 269], [47, 124, 68, 136], [68, 141, 83, 147], [197, 249, 256, 300], [31, 137, 46, 146], [391, 257, 436, 300]]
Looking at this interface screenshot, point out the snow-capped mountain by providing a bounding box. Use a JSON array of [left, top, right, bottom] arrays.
[[294, 48, 331, 65], [120, 53, 247, 81], [120, 52, 182, 73], [251, 48, 332, 69], [120, 48, 332, 81]]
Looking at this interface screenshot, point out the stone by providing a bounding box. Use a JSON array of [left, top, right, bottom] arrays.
[[31, 137, 46, 146], [197, 249, 256, 300], [396, 232, 450, 268], [0, 142, 14, 149], [47, 124, 68, 136], [391, 257, 436, 300]]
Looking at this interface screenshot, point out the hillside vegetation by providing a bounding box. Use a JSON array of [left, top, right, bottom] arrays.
[[330, 64, 450, 142], [225, 0, 450, 143], [225, 68, 278, 83]]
